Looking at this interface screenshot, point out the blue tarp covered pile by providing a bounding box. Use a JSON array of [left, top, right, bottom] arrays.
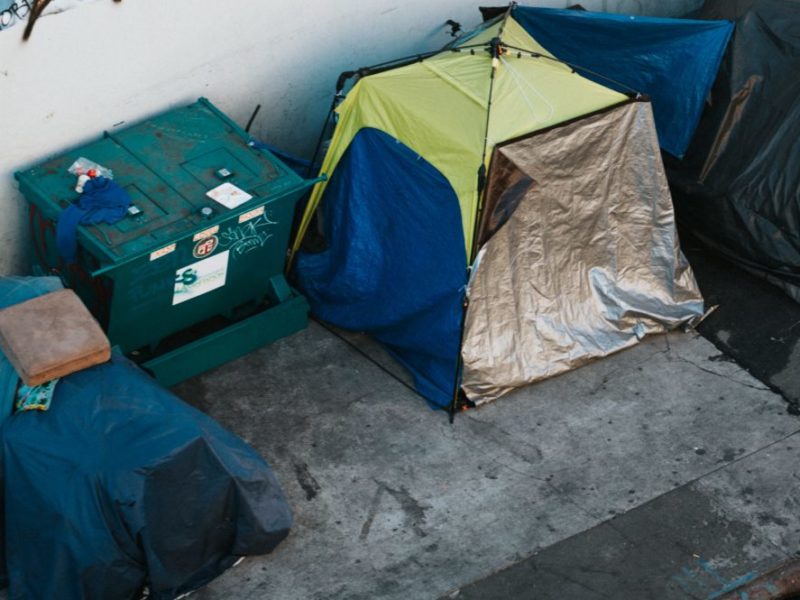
[[0, 278, 291, 599]]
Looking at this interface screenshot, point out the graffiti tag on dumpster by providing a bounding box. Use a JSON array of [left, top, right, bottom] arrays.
[[219, 215, 276, 257]]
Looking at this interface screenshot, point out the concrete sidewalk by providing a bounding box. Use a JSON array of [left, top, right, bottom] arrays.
[[172, 322, 799, 600]]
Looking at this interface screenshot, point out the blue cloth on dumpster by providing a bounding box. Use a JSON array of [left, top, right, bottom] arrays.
[[55, 176, 131, 262], [510, 7, 734, 158], [0, 279, 292, 599]]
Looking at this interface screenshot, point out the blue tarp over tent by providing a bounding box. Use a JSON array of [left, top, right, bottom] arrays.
[[510, 7, 734, 157], [296, 128, 466, 408]]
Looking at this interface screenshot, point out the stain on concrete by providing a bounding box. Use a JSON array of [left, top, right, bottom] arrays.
[[383, 482, 429, 538], [293, 460, 321, 501], [756, 513, 790, 528], [359, 484, 386, 541], [464, 416, 544, 465], [359, 481, 429, 540], [719, 448, 739, 463]]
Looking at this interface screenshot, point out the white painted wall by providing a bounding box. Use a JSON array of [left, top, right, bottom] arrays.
[[0, 0, 702, 275]]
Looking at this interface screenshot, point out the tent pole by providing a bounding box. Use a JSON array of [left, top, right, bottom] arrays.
[[283, 99, 337, 273], [286, 70, 360, 271], [449, 2, 515, 423], [305, 69, 358, 179], [305, 103, 335, 180], [499, 43, 642, 96]]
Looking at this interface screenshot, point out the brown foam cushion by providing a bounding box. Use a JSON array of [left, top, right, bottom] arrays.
[[0, 289, 110, 386]]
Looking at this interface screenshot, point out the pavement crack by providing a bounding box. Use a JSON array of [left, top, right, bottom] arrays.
[[587, 346, 671, 395], [484, 455, 605, 524], [670, 355, 771, 392], [539, 565, 612, 598], [464, 415, 544, 462], [442, 416, 602, 523]]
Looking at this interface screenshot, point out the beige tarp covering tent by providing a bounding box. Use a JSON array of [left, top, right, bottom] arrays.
[[463, 101, 704, 403]]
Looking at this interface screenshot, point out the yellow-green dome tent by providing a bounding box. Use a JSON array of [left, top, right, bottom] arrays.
[[292, 10, 705, 410]]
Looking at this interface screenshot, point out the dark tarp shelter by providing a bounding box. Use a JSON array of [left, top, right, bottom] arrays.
[[0, 278, 292, 600], [291, 10, 706, 409], [668, 0, 800, 302]]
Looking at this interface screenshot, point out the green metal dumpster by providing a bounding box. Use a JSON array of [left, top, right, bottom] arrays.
[[15, 98, 318, 385]]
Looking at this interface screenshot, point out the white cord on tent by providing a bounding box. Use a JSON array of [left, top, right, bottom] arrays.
[[499, 55, 555, 124]]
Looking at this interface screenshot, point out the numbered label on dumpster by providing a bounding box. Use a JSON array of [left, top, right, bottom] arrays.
[[172, 251, 229, 305]]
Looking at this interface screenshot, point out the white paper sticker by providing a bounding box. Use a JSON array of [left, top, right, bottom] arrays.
[[206, 182, 253, 210], [150, 243, 176, 261], [238, 205, 265, 224], [172, 251, 229, 305]]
